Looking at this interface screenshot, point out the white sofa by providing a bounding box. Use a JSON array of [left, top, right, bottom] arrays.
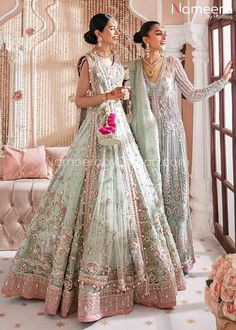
[[0, 147, 69, 250]]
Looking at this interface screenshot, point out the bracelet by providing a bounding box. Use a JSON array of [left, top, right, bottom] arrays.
[[102, 93, 108, 102]]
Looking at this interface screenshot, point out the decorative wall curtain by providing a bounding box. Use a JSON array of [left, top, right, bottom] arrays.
[[0, 43, 10, 149], [0, 0, 142, 148]]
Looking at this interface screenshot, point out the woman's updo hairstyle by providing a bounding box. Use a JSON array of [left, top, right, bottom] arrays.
[[84, 13, 112, 44], [133, 21, 160, 48]]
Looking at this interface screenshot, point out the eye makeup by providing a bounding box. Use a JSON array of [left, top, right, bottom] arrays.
[[156, 30, 167, 37]]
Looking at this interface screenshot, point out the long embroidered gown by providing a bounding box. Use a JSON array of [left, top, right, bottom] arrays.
[[2, 52, 186, 322], [129, 56, 227, 273]]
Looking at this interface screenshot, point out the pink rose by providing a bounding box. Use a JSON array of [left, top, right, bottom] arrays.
[[108, 113, 116, 120], [108, 119, 115, 126], [108, 120, 115, 127], [224, 269, 236, 287], [221, 260, 232, 273], [222, 302, 236, 321], [98, 112, 117, 135], [205, 288, 221, 316], [212, 256, 225, 270], [209, 279, 222, 302], [208, 270, 217, 280], [107, 113, 116, 126], [221, 285, 236, 302], [215, 261, 231, 281], [98, 126, 115, 134]]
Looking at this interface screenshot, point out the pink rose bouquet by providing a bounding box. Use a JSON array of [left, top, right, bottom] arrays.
[[205, 254, 236, 322], [98, 112, 116, 135], [97, 111, 121, 146]]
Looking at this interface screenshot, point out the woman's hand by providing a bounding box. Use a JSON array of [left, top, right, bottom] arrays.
[[122, 86, 130, 100], [223, 60, 233, 82], [106, 86, 130, 101]]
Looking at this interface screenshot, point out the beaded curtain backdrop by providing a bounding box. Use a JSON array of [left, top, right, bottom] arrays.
[[0, 0, 142, 149], [0, 43, 10, 150]]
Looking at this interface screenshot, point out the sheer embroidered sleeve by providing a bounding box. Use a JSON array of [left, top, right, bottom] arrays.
[[173, 56, 227, 103]]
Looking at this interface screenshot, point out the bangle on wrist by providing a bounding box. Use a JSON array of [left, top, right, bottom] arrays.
[[102, 93, 108, 102]]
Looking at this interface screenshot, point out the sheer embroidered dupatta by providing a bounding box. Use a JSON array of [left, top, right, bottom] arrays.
[[129, 59, 163, 202]]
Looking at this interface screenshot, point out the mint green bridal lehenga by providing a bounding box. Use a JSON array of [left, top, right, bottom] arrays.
[[129, 56, 227, 273], [2, 52, 185, 322]]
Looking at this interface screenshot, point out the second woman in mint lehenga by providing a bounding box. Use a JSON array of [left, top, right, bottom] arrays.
[[2, 14, 185, 322], [129, 21, 233, 274]]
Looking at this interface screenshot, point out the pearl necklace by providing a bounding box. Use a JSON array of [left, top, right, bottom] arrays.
[[143, 55, 163, 78]]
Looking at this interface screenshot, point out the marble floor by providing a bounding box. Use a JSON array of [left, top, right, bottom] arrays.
[[0, 236, 225, 330]]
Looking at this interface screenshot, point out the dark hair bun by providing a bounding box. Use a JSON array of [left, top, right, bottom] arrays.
[[84, 30, 97, 44], [133, 31, 142, 43]]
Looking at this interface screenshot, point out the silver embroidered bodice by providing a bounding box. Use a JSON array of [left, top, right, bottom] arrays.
[[145, 56, 227, 132]]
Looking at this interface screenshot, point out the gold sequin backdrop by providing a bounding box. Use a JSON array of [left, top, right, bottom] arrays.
[[0, 0, 142, 148]]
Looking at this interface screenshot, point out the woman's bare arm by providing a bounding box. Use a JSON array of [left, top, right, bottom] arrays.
[[75, 60, 106, 108]]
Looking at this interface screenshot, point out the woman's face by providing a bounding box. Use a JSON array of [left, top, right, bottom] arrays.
[[96, 18, 120, 46], [143, 24, 167, 51]]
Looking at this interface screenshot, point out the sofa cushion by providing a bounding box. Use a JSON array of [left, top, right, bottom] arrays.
[[2, 145, 48, 180], [45, 146, 69, 177]]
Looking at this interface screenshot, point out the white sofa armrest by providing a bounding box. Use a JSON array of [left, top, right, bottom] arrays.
[[0, 178, 50, 250]]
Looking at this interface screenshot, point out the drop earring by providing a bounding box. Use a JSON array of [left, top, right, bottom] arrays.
[[145, 43, 150, 59], [97, 36, 103, 48]]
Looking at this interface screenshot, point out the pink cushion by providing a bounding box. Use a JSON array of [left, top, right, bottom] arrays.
[[2, 145, 48, 180], [45, 147, 69, 177]]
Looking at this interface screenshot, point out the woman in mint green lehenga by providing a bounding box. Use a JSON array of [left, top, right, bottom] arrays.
[[2, 14, 186, 322], [129, 21, 233, 274]]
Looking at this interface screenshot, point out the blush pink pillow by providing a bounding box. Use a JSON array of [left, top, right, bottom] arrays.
[[45, 146, 69, 178], [2, 145, 49, 180]]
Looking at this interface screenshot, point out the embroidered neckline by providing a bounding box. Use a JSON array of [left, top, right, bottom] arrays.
[[142, 57, 167, 85], [92, 50, 116, 68]]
